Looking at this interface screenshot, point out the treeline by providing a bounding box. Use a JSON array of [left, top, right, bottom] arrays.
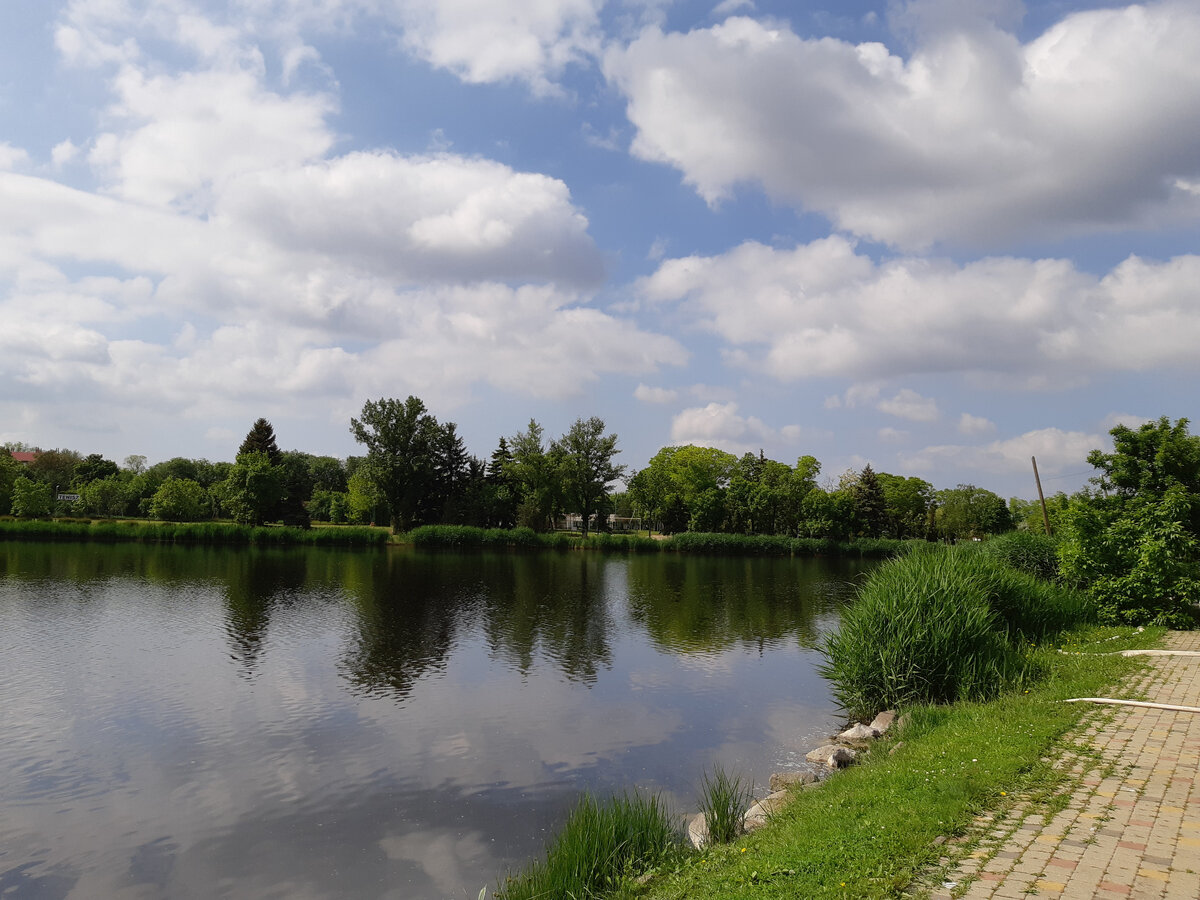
[[0, 394, 1014, 543], [624, 445, 1011, 541]]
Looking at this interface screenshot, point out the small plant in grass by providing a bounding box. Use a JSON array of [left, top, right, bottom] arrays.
[[698, 765, 753, 845], [496, 792, 677, 900]]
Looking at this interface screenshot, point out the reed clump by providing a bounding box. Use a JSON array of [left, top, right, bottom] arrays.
[[697, 765, 753, 845], [496, 792, 677, 900], [0, 518, 385, 546], [821, 545, 1094, 720]]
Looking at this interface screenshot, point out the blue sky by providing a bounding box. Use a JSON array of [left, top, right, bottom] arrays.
[[2, 0, 1199, 498]]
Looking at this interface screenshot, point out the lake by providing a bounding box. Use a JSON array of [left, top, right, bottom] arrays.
[[0, 541, 873, 899]]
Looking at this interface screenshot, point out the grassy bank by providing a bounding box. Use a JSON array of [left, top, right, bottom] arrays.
[[493, 541, 1164, 899], [0, 518, 386, 546], [613, 626, 1159, 900], [403, 525, 915, 557]]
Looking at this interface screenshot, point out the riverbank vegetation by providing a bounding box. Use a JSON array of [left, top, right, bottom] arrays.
[[491, 536, 1159, 898], [0, 518, 385, 546]]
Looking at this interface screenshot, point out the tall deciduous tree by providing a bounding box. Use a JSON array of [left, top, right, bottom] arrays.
[[350, 396, 439, 533], [508, 420, 563, 532], [556, 417, 625, 537], [219, 452, 284, 526]]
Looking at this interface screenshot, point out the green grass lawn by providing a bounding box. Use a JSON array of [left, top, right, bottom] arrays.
[[617, 625, 1164, 900]]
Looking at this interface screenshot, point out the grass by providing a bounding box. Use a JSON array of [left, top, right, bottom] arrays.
[[627, 624, 1163, 900], [698, 766, 753, 845], [400, 525, 915, 558], [496, 792, 679, 900], [820, 545, 1095, 720], [0, 517, 386, 546]]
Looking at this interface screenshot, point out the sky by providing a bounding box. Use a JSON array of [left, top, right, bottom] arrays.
[[2, 0, 1199, 499]]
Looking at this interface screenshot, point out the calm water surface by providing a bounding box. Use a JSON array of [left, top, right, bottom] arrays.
[[0, 542, 872, 899]]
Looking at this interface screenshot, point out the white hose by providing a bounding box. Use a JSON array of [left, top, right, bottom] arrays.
[[1062, 698, 1200, 713]]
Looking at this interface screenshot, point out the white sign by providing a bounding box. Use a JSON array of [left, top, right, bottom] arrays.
[[57, 493, 81, 502]]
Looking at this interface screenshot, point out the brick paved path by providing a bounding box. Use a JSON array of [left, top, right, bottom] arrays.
[[925, 632, 1200, 900]]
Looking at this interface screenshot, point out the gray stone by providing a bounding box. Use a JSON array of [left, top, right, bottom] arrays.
[[743, 790, 791, 833], [838, 722, 881, 742], [805, 744, 857, 768], [888, 741, 905, 756], [869, 710, 898, 734], [769, 771, 819, 792], [687, 812, 710, 849]]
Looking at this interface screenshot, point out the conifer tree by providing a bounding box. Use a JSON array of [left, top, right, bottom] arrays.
[[239, 418, 282, 465]]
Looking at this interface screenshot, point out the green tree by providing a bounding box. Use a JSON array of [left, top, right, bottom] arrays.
[[72, 453, 120, 487], [80, 473, 133, 517], [508, 419, 563, 532], [0, 449, 20, 516], [150, 476, 208, 522], [1059, 417, 1200, 626], [28, 449, 82, 490], [878, 473, 935, 539], [850, 464, 889, 538], [556, 417, 625, 537], [239, 418, 283, 465], [350, 396, 440, 533], [219, 452, 284, 526], [936, 484, 1012, 539], [485, 437, 519, 529], [11, 476, 52, 517]]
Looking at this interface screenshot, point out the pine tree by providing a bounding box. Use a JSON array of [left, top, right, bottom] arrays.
[[239, 418, 282, 465], [853, 464, 889, 538]]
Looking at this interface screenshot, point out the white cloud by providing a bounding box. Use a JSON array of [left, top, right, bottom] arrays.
[[958, 413, 997, 436], [605, 3, 1200, 248], [640, 236, 1200, 385], [712, 0, 754, 15], [389, 0, 604, 93], [877, 426, 908, 442], [877, 388, 938, 422], [903, 427, 1104, 477], [1100, 412, 1152, 431], [0, 143, 29, 170], [0, 1, 685, 442], [669, 402, 792, 456], [634, 384, 678, 404], [50, 140, 80, 167]]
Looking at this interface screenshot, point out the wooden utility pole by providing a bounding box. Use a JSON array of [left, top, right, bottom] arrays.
[[1032, 456, 1052, 535]]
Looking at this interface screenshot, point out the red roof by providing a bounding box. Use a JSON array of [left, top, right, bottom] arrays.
[[10, 452, 39, 464]]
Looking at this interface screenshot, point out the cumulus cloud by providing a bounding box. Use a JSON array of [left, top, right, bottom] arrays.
[[903, 427, 1104, 476], [958, 413, 997, 436], [669, 402, 795, 456], [0, 1, 684, 443], [389, 0, 604, 93], [0, 142, 29, 170], [1100, 412, 1152, 431], [639, 236, 1200, 384], [634, 384, 678, 404], [877, 388, 938, 422], [605, 3, 1200, 248]]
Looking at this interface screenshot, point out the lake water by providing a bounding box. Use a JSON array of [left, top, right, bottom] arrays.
[[0, 542, 872, 900]]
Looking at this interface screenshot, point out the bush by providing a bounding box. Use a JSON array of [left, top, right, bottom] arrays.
[[497, 792, 677, 900], [820, 546, 1092, 719], [981, 530, 1061, 581]]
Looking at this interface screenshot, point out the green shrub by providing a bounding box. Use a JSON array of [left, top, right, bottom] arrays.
[[821, 547, 1046, 719], [497, 792, 677, 900], [981, 530, 1061, 581]]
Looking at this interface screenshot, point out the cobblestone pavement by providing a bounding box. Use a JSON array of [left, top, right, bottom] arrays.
[[924, 632, 1200, 900]]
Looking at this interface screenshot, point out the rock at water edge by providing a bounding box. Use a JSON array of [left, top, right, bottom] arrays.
[[838, 723, 881, 742], [687, 812, 710, 849], [769, 771, 819, 792], [869, 710, 898, 734], [743, 790, 791, 833], [805, 744, 857, 769]]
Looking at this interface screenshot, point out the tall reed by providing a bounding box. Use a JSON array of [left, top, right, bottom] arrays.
[[496, 792, 677, 900], [697, 765, 753, 845]]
